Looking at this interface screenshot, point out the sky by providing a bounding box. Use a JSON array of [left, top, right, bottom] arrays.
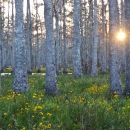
[[4, 0, 44, 17], [3, 0, 123, 16]]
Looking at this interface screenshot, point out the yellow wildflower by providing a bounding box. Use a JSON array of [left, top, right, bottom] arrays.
[[114, 94, 119, 99], [39, 112, 43, 115], [39, 122, 43, 126], [46, 113, 52, 117], [39, 98, 42, 101], [47, 124, 52, 128], [107, 106, 112, 111], [37, 106, 42, 109], [56, 106, 59, 109], [58, 125, 61, 128], [4, 112, 7, 116], [21, 127, 26, 130], [32, 95, 36, 98]]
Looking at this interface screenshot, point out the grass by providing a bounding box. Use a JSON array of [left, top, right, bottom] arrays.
[[2, 67, 73, 73], [2, 67, 12, 73], [0, 73, 130, 130]]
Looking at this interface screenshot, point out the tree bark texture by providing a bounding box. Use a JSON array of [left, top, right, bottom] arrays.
[[124, 0, 130, 96], [73, 0, 82, 77], [44, 0, 58, 96], [109, 0, 122, 96], [55, 1, 61, 75], [91, 0, 98, 76], [101, 0, 107, 74], [13, 0, 29, 93], [63, 1, 68, 74]]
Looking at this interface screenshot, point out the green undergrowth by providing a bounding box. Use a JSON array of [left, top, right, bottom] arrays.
[[2, 67, 73, 73], [0, 74, 130, 130], [2, 67, 12, 73]]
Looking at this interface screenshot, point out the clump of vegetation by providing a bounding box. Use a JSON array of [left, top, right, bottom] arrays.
[[2, 67, 12, 73], [1, 67, 73, 74], [0, 74, 130, 130]]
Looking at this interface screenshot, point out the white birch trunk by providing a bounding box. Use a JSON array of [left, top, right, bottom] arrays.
[[13, 0, 29, 93], [124, 0, 130, 96], [101, 0, 107, 74], [121, 0, 126, 72], [63, 1, 68, 74], [55, 1, 61, 75], [88, 0, 93, 74], [0, 0, 2, 95], [44, 0, 58, 96], [11, 0, 15, 73], [26, 0, 32, 74], [91, 0, 98, 76], [73, 0, 82, 77], [109, 0, 122, 96]]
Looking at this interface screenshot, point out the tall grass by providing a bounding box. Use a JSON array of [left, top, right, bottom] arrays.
[[0, 74, 130, 130]]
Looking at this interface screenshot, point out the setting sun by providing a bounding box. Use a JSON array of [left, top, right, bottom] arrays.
[[117, 30, 126, 41]]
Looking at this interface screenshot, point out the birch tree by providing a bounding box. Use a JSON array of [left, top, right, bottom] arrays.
[[124, 0, 130, 96], [109, 0, 122, 96], [11, 0, 15, 73], [2, 2, 6, 69], [87, 0, 93, 74], [44, 0, 58, 96], [26, 0, 32, 74], [35, 0, 41, 73], [13, 0, 29, 93], [101, 0, 107, 74], [63, 0, 68, 74], [73, 0, 82, 77], [121, 0, 126, 72], [91, 0, 98, 76], [0, 0, 2, 95], [55, 0, 62, 75]]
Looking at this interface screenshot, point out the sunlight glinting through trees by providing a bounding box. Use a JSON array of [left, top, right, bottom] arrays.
[[0, 0, 130, 129]]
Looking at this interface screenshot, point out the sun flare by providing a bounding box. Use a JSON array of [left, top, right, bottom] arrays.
[[117, 30, 126, 41]]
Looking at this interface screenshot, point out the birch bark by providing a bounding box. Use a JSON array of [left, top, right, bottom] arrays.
[[44, 0, 58, 96], [109, 0, 122, 96], [91, 0, 98, 76], [124, 0, 130, 96], [13, 0, 29, 93], [73, 0, 82, 77]]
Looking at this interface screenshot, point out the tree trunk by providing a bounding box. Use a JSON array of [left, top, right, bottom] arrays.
[[26, 0, 32, 74], [44, 0, 58, 96], [81, 0, 88, 74], [0, 0, 2, 95], [109, 0, 122, 96], [124, 0, 130, 96], [120, 0, 126, 72], [11, 0, 15, 73], [13, 0, 29, 93], [35, 0, 41, 73], [63, 0, 68, 74], [55, 0, 61, 75], [73, 0, 82, 77], [91, 0, 98, 76], [80, 0, 84, 72], [87, 0, 93, 74], [101, 0, 107, 74]]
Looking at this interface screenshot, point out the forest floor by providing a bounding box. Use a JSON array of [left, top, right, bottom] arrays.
[[0, 71, 129, 130]]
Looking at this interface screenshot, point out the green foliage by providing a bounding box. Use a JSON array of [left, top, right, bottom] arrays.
[[2, 67, 12, 73], [31, 67, 46, 73], [0, 74, 130, 129], [2, 67, 73, 74]]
